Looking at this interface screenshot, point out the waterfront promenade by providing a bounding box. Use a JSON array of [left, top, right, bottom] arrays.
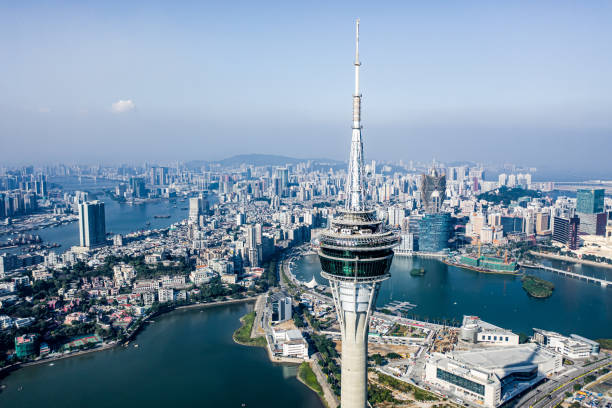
[[530, 250, 612, 270], [521, 262, 612, 287]]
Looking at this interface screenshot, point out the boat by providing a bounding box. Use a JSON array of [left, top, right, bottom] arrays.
[[153, 215, 171, 219], [410, 268, 426, 276]]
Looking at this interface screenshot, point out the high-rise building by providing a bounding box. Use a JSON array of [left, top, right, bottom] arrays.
[[420, 167, 446, 213], [418, 213, 452, 252], [129, 177, 147, 198], [578, 212, 608, 236], [552, 215, 580, 250], [188, 196, 208, 225], [576, 189, 604, 214], [274, 167, 289, 196], [318, 21, 399, 408], [78, 201, 106, 248]]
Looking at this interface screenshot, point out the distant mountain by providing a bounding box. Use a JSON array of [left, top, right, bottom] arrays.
[[219, 154, 303, 167], [185, 154, 343, 169]]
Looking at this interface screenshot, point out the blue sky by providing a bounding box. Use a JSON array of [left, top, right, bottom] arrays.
[[1, 1, 611, 174]]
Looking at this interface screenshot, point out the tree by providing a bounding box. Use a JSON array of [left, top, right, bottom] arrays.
[[370, 353, 387, 366]]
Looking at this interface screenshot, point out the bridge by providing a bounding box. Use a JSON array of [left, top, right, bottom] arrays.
[[520, 263, 611, 287]]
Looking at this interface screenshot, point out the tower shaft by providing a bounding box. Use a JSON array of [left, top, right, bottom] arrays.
[[318, 20, 399, 408]]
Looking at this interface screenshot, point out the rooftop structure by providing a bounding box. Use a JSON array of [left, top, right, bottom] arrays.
[[460, 315, 519, 345], [318, 20, 399, 408]]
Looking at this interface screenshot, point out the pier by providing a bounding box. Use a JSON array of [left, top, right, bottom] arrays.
[[520, 263, 611, 287]]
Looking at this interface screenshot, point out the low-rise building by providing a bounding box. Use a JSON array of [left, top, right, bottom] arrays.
[[158, 287, 174, 303], [460, 315, 519, 346], [533, 328, 596, 359], [15, 334, 38, 358], [425, 344, 561, 408], [0, 315, 13, 330], [272, 329, 309, 359], [189, 268, 214, 286]]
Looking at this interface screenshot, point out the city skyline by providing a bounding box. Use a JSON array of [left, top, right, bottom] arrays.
[[1, 1, 612, 173], [1, 6, 612, 408]]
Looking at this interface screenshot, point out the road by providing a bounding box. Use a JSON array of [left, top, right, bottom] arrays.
[[513, 357, 612, 408]]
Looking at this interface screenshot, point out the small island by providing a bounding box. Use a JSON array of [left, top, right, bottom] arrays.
[[522, 274, 554, 298], [410, 268, 426, 277]]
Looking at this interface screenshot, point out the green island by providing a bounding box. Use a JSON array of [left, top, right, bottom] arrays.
[[232, 311, 266, 347], [410, 267, 426, 276], [521, 274, 554, 298], [297, 362, 324, 398]]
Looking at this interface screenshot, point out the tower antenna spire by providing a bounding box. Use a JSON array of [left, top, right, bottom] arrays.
[[347, 18, 364, 211], [355, 18, 360, 95]]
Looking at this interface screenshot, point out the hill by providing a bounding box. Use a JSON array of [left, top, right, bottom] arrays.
[[185, 154, 343, 169]]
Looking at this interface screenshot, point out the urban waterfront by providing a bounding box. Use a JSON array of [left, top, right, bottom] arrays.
[[0, 303, 324, 408], [36, 197, 190, 250], [293, 254, 612, 340]]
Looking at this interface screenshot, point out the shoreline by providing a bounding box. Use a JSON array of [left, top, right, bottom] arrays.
[[0, 296, 258, 376], [530, 251, 612, 270]]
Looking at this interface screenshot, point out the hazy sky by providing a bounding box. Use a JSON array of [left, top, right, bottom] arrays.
[[1, 1, 611, 173]]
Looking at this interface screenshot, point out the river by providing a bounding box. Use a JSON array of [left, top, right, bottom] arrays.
[[292, 254, 612, 340], [0, 303, 324, 408], [32, 176, 218, 251]]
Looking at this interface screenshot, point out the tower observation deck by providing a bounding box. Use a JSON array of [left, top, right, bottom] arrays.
[[318, 20, 399, 408]]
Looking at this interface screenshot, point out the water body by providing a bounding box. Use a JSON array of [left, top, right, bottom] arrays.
[[0, 303, 323, 408], [293, 255, 612, 340], [37, 198, 190, 250], [29, 176, 218, 251]]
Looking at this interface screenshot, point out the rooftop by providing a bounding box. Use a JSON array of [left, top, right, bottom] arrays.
[[451, 344, 555, 372]]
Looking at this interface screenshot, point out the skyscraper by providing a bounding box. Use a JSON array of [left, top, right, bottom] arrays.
[[78, 201, 106, 248], [318, 21, 399, 408], [576, 189, 606, 235], [576, 189, 604, 214], [420, 167, 446, 214]]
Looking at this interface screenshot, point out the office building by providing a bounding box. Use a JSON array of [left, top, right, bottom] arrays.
[[576, 189, 604, 214], [578, 212, 607, 236], [78, 201, 107, 248], [318, 21, 399, 408], [500, 216, 523, 236], [533, 329, 598, 359], [270, 292, 292, 323], [418, 212, 452, 252]]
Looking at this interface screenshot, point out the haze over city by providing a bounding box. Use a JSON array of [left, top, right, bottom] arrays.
[[2, 3, 612, 408], [1, 1, 612, 175]]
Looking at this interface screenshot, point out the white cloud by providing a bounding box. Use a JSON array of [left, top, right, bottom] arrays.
[[111, 99, 135, 113], [38, 107, 51, 113]]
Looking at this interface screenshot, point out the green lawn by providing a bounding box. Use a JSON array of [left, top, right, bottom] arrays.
[[298, 362, 324, 397], [233, 312, 267, 347], [376, 372, 439, 401]]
